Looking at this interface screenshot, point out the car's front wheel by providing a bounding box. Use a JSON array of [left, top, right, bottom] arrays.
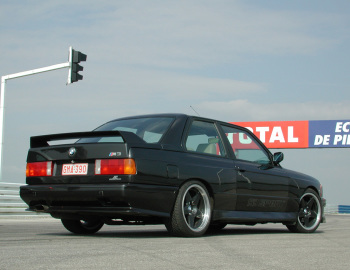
[[287, 188, 322, 233], [61, 219, 104, 234], [166, 181, 212, 237]]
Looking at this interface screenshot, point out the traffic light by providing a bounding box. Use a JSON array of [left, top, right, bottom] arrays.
[[68, 46, 87, 84]]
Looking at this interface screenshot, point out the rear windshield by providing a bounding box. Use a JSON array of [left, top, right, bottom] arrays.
[[78, 117, 175, 144]]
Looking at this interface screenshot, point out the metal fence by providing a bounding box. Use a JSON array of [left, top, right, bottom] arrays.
[[0, 182, 47, 216], [0, 182, 348, 216]]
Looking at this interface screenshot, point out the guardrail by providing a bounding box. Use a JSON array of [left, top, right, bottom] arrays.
[[0, 182, 47, 216], [0, 182, 349, 216]]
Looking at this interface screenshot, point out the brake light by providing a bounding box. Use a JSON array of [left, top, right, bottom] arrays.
[[26, 161, 53, 177], [95, 159, 136, 175]]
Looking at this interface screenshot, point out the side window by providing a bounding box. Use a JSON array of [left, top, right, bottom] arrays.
[[221, 125, 270, 164], [185, 120, 225, 157]]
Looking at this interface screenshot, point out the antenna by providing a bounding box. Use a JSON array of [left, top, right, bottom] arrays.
[[190, 105, 200, 116]]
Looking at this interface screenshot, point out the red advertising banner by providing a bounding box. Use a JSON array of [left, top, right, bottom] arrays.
[[232, 121, 309, 149]]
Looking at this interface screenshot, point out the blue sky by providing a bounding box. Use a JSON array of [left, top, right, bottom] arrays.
[[0, 0, 349, 204]]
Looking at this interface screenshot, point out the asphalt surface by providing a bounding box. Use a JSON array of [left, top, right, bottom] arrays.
[[1, 215, 349, 270]]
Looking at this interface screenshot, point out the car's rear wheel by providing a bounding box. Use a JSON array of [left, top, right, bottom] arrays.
[[61, 218, 104, 234], [166, 181, 211, 237], [287, 188, 322, 233]]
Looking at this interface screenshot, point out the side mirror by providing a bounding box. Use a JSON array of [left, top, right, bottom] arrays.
[[273, 152, 284, 165]]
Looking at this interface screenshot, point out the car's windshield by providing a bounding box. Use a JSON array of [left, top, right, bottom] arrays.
[[77, 117, 175, 144]]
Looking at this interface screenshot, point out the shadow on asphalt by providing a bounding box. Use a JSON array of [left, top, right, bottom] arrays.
[[38, 225, 324, 239]]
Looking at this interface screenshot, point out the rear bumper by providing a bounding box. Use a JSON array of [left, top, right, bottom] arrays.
[[20, 183, 177, 219]]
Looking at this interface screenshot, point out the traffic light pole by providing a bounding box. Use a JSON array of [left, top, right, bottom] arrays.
[[0, 45, 88, 181], [0, 62, 70, 180]]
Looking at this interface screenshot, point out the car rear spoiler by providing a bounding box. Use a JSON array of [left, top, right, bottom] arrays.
[[30, 131, 146, 148]]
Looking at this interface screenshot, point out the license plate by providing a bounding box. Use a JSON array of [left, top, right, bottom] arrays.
[[62, 163, 88, 175]]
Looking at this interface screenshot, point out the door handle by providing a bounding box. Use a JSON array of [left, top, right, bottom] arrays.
[[235, 166, 251, 184], [235, 166, 246, 173]]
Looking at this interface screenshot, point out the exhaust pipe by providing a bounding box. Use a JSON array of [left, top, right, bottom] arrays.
[[32, 204, 49, 212]]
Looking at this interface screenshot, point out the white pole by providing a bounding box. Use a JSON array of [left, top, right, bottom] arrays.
[[0, 76, 7, 180], [2, 62, 69, 81], [0, 61, 70, 181]]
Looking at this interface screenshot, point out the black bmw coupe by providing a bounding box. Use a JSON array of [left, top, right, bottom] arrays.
[[20, 114, 326, 237]]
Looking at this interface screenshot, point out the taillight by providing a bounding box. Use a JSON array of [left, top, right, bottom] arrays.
[[95, 159, 136, 175], [26, 161, 53, 177]]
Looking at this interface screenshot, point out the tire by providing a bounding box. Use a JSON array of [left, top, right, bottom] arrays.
[[166, 181, 212, 237], [287, 188, 322, 233], [61, 218, 104, 234]]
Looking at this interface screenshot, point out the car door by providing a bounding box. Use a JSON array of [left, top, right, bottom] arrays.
[[182, 119, 238, 211], [219, 124, 296, 213]]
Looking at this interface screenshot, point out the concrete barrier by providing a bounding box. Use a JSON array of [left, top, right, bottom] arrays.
[[339, 205, 350, 214]]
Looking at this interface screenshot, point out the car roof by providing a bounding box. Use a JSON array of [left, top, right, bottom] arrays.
[[109, 113, 189, 121], [108, 113, 232, 124]]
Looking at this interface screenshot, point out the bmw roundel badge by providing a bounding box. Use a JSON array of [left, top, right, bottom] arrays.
[[68, 147, 77, 157]]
